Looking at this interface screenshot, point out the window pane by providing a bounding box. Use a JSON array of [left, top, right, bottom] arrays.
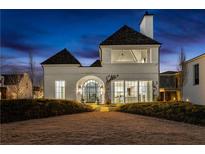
[[139, 81, 153, 102], [125, 81, 138, 103], [139, 81, 148, 102], [133, 49, 148, 63], [113, 81, 124, 103], [194, 64, 199, 85], [55, 80, 65, 99]]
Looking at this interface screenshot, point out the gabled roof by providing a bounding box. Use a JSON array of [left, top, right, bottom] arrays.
[[160, 71, 178, 75], [90, 60, 102, 67], [100, 25, 160, 45], [185, 53, 205, 63], [41, 48, 81, 65], [1, 74, 24, 85]]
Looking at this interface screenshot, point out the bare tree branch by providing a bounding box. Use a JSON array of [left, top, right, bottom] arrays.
[[177, 48, 187, 100]]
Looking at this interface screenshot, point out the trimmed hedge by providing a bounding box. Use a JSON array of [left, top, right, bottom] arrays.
[[117, 102, 205, 125], [0, 99, 93, 123]]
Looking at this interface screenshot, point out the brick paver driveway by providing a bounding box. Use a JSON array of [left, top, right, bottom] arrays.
[[1, 112, 205, 144]]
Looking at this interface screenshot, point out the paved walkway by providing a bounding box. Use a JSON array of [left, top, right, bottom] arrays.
[[1, 112, 205, 144]]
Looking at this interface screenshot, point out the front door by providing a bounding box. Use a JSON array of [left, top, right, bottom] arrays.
[[83, 80, 100, 103]]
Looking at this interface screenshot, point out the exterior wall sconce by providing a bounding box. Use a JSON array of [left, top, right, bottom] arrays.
[[78, 85, 82, 94]]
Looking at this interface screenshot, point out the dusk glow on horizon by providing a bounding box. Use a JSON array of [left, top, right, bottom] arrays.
[[1, 9, 205, 75]]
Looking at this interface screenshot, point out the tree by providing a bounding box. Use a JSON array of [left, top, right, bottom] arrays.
[[28, 51, 35, 99], [105, 74, 119, 104], [177, 48, 187, 100]]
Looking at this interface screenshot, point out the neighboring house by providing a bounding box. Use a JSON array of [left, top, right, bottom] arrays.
[[159, 71, 181, 101], [33, 86, 43, 99], [41, 12, 161, 104], [0, 73, 32, 99], [183, 53, 205, 105]]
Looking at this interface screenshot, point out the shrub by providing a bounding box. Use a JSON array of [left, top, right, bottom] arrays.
[[0, 99, 93, 123], [117, 102, 205, 125]]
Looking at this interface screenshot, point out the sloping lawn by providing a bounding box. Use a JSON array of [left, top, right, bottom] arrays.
[[0, 99, 93, 123], [117, 102, 205, 125]]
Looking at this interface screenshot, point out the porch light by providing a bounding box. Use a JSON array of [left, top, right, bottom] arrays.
[[100, 86, 103, 94], [186, 98, 189, 102], [78, 86, 82, 94]]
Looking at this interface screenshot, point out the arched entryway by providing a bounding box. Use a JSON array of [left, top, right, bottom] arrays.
[[76, 76, 105, 104], [83, 80, 100, 103]]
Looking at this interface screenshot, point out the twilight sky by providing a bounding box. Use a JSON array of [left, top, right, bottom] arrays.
[[1, 9, 205, 77]]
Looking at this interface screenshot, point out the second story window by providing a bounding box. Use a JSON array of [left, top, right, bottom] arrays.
[[111, 49, 149, 63], [55, 80, 65, 99], [194, 64, 199, 85]]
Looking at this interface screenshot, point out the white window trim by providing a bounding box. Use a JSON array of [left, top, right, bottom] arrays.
[[55, 80, 66, 99], [112, 80, 153, 103]]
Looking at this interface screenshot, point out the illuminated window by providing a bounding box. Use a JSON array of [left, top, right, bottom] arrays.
[[125, 81, 138, 103], [112, 80, 153, 103], [139, 81, 152, 102], [113, 81, 124, 103], [55, 80, 65, 99]]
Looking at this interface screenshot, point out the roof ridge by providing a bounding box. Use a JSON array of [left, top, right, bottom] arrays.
[[41, 48, 81, 65], [100, 25, 160, 45]]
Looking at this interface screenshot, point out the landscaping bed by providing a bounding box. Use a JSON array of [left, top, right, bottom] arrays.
[[0, 99, 93, 123], [117, 102, 205, 125]]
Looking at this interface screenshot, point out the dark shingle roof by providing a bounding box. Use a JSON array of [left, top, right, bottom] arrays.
[[1, 74, 24, 85], [90, 60, 102, 67], [100, 25, 160, 45], [41, 48, 81, 65]]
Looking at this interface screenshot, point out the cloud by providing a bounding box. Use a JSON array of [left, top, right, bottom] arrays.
[[0, 25, 52, 54], [156, 10, 205, 45], [1, 39, 50, 54], [79, 34, 107, 45], [0, 55, 17, 61], [160, 47, 178, 55], [73, 34, 106, 59], [74, 47, 99, 59]]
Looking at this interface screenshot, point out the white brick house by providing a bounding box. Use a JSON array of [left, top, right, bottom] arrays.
[[41, 12, 161, 104]]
